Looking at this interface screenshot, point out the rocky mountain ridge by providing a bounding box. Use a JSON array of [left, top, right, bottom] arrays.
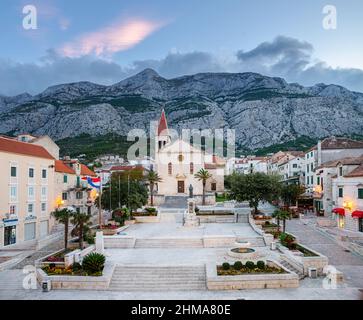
[[0, 68, 362, 150]]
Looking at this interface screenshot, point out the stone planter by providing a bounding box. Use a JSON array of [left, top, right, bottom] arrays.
[[207, 261, 299, 290], [36, 262, 115, 290], [124, 220, 136, 226]]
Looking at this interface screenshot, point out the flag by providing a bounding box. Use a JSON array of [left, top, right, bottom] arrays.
[[82, 176, 101, 189]]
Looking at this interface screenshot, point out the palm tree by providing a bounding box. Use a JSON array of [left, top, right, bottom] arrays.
[[272, 209, 291, 233], [145, 169, 162, 206], [194, 169, 212, 205], [71, 212, 92, 250], [51, 208, 74, 250]]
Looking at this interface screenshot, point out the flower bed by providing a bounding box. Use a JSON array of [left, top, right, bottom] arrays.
[[217, 261, 286, 276], [45, 249, 72, 262], [207, 261, 299, 290], [133, 211, 157, 216], [42, 265, 102, 277]]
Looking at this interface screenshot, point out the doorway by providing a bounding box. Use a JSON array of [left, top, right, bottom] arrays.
[[177, 181, 185, 193]]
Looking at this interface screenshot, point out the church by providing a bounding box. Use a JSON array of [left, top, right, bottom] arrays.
[[153, 110, 225, 205]]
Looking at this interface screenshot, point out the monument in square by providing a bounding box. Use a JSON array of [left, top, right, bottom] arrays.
[[183, 184, 200, 227]]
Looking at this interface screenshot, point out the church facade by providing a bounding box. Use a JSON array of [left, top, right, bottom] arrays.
[[153, 110, 225, 205]]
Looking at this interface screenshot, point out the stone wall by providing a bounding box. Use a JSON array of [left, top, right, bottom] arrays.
[[206, 261, 299, 290], [37, 262, 115, 290], [104, 236, 136, 248]]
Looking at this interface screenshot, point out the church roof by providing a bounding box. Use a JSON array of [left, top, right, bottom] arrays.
[[158, 109, 169, 136]]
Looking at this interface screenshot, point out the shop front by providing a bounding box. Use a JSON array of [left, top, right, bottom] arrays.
[[3, 219, 18, 246]]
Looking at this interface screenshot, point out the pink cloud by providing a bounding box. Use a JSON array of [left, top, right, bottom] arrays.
[[61, 19, 165, 57]]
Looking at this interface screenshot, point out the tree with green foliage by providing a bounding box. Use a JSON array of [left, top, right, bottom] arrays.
[[145, 169, 162, 206], [226, 172, 281, 214], [280, 184, 305, 208], [71, 212, 92, 249], [98, 171, 148, 212], [51, 208, 74, 250], [272, 209, 291, 233], [194, 169, 212, 205]]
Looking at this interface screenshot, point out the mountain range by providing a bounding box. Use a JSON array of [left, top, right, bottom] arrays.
[[1, 68, 363, 152]]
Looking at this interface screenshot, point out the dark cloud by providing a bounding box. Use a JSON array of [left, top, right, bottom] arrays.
[[1, 37, 363, 96], [0, 50, 127, 96], [236, 36, 363, 91]]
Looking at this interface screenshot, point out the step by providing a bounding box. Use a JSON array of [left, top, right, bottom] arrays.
[[109, 265, 207, 291], [134, 238, 204, 248]]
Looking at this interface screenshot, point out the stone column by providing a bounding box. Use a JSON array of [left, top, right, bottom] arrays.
[[95, 231, 104, 254]]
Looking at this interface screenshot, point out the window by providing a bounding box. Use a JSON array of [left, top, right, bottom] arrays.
[[62, 192, 68, 201], [41, 203, 46, 212], [358, 188, 363, 199], [310, 151, 313, 157], [10, 166, 17, 177], [9, 205, 16, 215], [306, 165, 309, 173], [41, 186, 47, 198], [317, 177, 320, 185], [42, 169, 47, 179], [28, 186, 34, 199], [211, 182, 217, 191], [178, 154, 184, 162], [76, 191, 83, 199], [311, 163, 314, 171], [293, 164, 298, 168], [311, 176, 314, 185], [168, 162, 172, 175], [190, 162, 194, 174], [10, 186, 17, 199], [76, 176, 81, 187], [307, 154, 309, 159], [339, 167, 343, 177], [27, 203, 34, 215], [338, 188, 343, 198], [63, 175, 68, 183], [24, 223, 36, 241], [29, 168, 34, 178], [321, 177, 324, 191]]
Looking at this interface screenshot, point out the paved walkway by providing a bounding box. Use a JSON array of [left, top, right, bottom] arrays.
[[286, 218, 363, 288], [0, 268, 361, 300]]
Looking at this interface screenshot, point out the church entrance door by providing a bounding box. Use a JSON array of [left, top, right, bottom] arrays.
[[177, 181, 185, 193]]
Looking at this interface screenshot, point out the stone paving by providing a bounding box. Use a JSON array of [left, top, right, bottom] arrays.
[[286, 218, 363, 288], [1, 203, 363, 300], [0, 268, 361, 300]]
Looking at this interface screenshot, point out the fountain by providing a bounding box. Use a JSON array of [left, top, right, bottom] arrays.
[[227, 240, 260, 260]]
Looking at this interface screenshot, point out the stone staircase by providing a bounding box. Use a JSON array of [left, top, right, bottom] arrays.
[[279, 260, 305, 279], [160, 196, 188, 209], [236, 237, 266, 247], [109, 265, 207, 291], [135, 237, 204, 248]]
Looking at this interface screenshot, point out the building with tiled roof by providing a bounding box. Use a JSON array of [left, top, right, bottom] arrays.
[[0, 136, 56, 248]]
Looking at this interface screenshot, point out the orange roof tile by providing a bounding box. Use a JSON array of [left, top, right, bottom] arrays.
[[344, 164, 363, 177], [80, 164, 96, 176], [0, 136, 54, 159], [55, 160, 75, 174]]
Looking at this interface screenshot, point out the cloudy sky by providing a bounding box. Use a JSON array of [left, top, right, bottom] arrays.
[[0, 0, 363, 95]]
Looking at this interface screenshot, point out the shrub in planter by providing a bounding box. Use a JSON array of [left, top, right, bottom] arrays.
[[245, 261, 255, 270], [233, 261, 243, 270], [256, 261, 265, 270], [82, 252, 105, 274], [145, 207, 157, 215], [279, 233, 296, 249], [222, 262, 230, 270], [71, 262, 82, 272]]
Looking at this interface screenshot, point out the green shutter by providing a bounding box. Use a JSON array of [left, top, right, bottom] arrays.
[[358, 189, 363, 199]]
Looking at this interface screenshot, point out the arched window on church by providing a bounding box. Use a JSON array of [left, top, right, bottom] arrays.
[[168, 162, 172, 175], [190, 162, 194, 174]]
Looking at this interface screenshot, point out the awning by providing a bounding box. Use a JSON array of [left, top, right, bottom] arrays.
[[352, 210, 363, 218], [332, 208, 345, 216]]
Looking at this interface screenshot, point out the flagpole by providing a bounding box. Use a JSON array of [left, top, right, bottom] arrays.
[[98, 178, 102, 227]]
